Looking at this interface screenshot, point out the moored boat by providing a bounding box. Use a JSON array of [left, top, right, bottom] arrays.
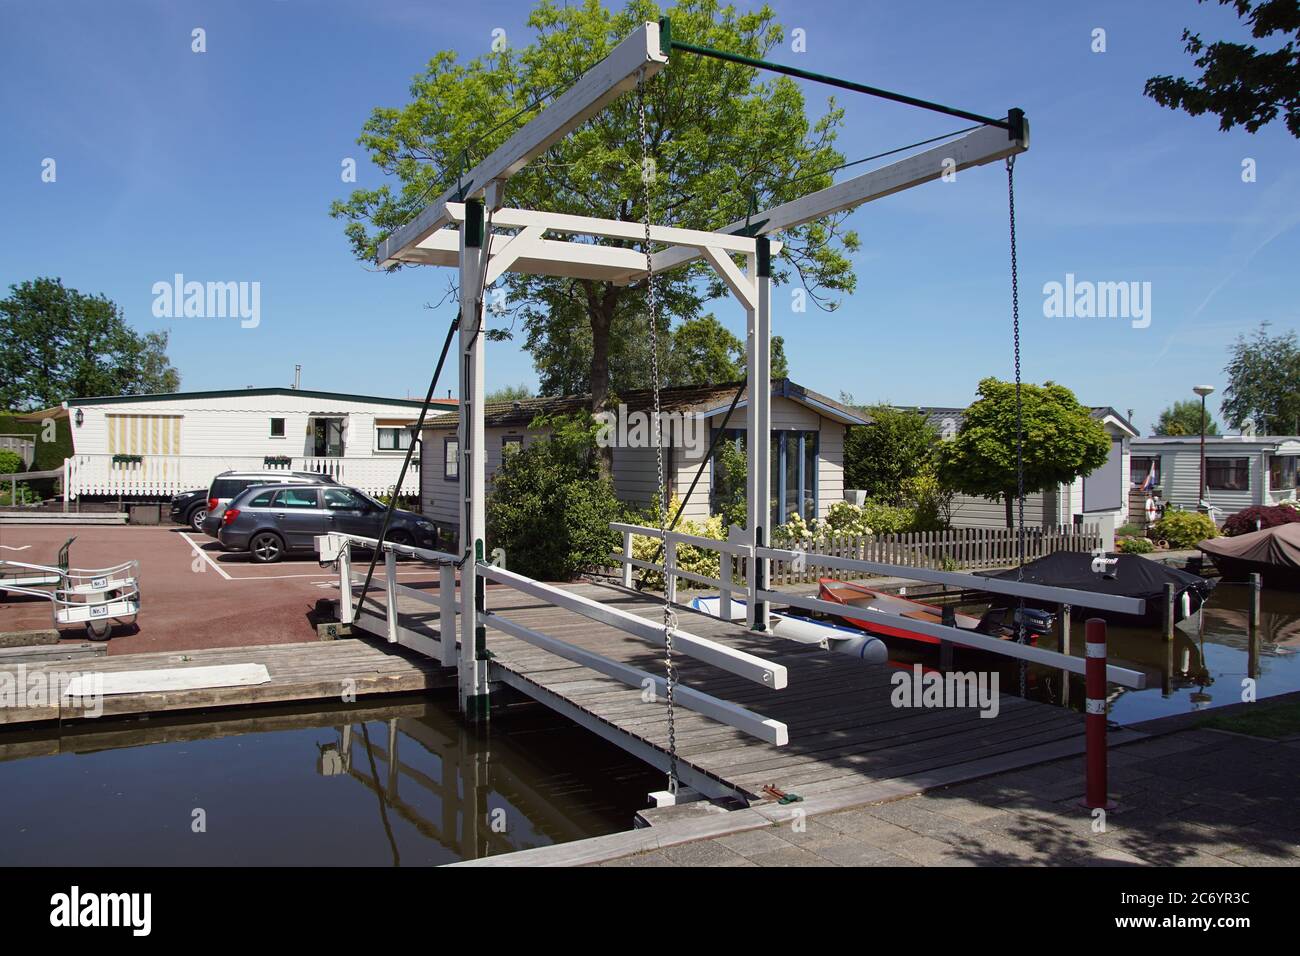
[[1198, 523, 1300, 591], [815, 578, 1051, 649]]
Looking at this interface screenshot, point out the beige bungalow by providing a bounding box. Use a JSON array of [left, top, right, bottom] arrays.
[[419, 378, 870, 537]]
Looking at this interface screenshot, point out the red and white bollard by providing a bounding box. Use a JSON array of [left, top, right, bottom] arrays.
[[1081, 617, 1116, 810]]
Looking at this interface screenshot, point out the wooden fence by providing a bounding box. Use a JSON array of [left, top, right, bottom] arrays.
[[769, 524, 1103, 585]]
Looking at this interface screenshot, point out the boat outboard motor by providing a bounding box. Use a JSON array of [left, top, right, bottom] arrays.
[[973, 605, 1055, 641]]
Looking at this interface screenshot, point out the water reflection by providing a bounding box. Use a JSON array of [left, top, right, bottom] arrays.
[[943, 584, 1300, 725], [0, 692, 661, 866]]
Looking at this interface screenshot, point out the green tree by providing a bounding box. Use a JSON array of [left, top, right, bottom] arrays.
[[485, 383, 534, 404], [842, 404, 939, 505], [485, 412, 624, 579], [1154, 398, 1221, 436], [936, 378, 1111, 529], [0, 277, 179, 410], [1221, 322, 1300, 433], [1144, 0, 1300, 138], [332, 0, 855, 417]]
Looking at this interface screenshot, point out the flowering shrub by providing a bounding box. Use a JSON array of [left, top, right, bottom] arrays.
[[1115, 536, 1154, 554], [1223, 504, 1300, 536], [628, 499, 727, 590], [1151, 509, 1219, 549]]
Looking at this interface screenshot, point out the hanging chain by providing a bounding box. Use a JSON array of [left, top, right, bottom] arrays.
[[639, 75, 679, 794], [1007, 154, 1027, 699]]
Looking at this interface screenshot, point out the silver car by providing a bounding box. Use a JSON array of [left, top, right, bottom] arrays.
[[216, 483, 437, 562]]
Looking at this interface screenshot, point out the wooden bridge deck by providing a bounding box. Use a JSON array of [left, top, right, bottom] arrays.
[[359, 580, 1123, 805]]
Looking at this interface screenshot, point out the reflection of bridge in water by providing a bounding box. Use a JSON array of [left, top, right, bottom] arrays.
[[325, 701, 654, 862]]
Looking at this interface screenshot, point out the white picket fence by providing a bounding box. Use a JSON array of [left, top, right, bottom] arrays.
[[65, 453, 420, 499], [769, 524, 1102, 585]]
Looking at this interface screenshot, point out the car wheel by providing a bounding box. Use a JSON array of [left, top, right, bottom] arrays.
[[385, 529, 412, 558], [189, 506, 208, 533], [250, 531, 285, 564]]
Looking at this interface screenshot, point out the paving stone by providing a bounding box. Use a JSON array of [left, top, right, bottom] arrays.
[[712, 827, 794, 858], [661, 839, 751, 867], [745, 844, 835, 867]]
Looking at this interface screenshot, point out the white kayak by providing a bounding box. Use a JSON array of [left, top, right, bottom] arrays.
[[688, 595, 889, 664]]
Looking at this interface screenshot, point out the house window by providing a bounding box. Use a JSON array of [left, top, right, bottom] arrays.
[[444, 438, 459, 480], [269, 418, 286, 438], [1207, 457, 1250, 492], [502, 435, 523, 454], [1269, 455, 1298, 490], [377, 426, 413, 451], [709, 429, 819, 526], [1130, 456, 1160, 488]]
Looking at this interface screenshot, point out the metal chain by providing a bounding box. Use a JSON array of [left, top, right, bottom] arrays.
[[1007, 154, 1027, 699], [639, 75, 679, 794]]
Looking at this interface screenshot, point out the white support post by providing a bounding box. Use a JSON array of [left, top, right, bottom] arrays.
[[620, 528, 634, 588], [665, 538, 678, 605], [337, 540, 353, 626], [439, 562, 457, 668], [746, 239, 773, 632], [719, 525, 736, 621], [458, 199, 491, 719], [384, 548, 399, 643]]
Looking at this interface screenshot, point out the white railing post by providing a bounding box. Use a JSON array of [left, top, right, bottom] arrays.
[[665, 537, 678, 605], [439, 562, 457, 667], [338, 538, 354, 625], [620, 528, 633, 588], [384, 548, 399, 643]]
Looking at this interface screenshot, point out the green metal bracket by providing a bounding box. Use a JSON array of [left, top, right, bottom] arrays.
[[464, 199, 485, 248]]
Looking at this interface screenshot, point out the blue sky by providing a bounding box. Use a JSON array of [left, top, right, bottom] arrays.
[[2, 0, 1296, 433]]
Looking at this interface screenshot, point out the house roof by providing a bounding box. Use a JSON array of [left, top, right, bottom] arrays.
[[62, 387, 457, 411], [1132, 435, 1300, 449], [422, 379, 871, 429], [906, 404, 1139, 439]]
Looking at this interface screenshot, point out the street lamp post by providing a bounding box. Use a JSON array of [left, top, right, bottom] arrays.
[[1193, 385, 1215, 511]]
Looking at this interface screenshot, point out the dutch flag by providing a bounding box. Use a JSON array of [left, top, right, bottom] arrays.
[[1140, 460, 1156, 492]]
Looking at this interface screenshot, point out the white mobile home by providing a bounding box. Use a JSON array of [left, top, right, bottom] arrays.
[[1129, 434, 1300, 517], [62, 387, 456, 499], [911, 405, 1138, 546], [420, 379, 869, 537]]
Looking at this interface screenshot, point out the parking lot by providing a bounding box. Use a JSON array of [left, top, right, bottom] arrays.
[[0, 523, 438, 655]]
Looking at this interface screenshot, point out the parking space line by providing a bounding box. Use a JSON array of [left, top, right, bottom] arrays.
[[180, 532, 232, 581]]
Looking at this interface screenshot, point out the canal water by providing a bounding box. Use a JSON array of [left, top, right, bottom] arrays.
[[0, 691, 662, 866], [939, 584, 1300, 725]]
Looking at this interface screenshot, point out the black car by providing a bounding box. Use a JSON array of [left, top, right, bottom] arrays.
[[169, 488, 209, 532], [216, 483, 437, 562]]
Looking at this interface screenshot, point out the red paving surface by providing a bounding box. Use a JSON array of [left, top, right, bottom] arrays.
[[0, 523, 439, 656]]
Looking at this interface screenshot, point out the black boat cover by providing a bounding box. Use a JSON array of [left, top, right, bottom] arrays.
[[984, 551, 1215, 612]]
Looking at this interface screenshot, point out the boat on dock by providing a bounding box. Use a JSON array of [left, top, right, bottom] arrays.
[[815, 578, 1053, 649], [688, 594, 889, 663]]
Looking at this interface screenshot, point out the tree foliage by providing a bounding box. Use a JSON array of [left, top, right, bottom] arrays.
[[936, 378, 1111, 528], [0, 277, 179, 411], [1221, 322, 1300, 434], [485, 383, 534, 404], [485, 412, 624, 579], [1145, 0, 1300, 138], [1155, 398, 1220, 436], [332, 0, 854, 411], [842, 404, 939, 505]]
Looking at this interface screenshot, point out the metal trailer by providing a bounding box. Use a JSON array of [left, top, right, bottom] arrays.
[[0, 558, 140, 640], [0, 536, 75, 590]]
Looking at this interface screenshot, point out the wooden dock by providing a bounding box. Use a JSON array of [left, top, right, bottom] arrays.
[[0, 639, 451, 726], [0, 580, 1136, 808]]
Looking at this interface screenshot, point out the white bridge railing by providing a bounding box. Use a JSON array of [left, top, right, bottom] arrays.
[[610, 521, 1148, 689], [67, 453, 420, 499], [318, 531, 790, 747]]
